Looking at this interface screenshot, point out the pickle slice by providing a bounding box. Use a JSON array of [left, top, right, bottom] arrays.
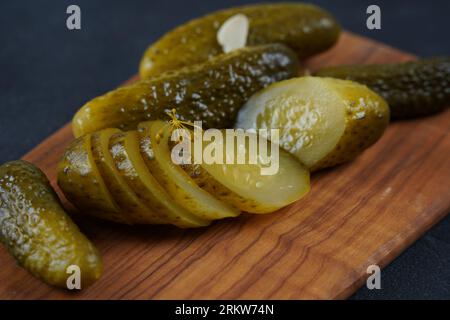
[[143, 121, 239, 220], [181, 163, 265, 213], [57, 133, 121, 221], [1, 160, 102, 288], [236, 77, 389, 171], [91, 129, 150, 224], [110, 131, 209, 227], [173, 138, 296, 214], [138, 125, 251, 213], [195, 130, 310, 213]]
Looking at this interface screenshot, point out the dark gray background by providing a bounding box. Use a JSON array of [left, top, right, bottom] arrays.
[[0, 0, 449, 299]]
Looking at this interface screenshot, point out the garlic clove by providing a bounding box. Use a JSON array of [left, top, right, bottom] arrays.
[[217, 14, 249, 53]]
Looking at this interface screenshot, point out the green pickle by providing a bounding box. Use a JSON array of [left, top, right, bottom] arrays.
[[72, 44, 299, 137], [139, 3, 340, 77], [90, 130, 149, 224], [57, 134, 125, 223], [57, 131, 209, 228], [315, 57, 450, 118], [0, 160, 102, 288], [107, 132, 209, 227]]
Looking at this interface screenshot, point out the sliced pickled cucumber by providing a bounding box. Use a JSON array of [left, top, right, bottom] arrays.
[[236, 77, 389, 171], [172, 130, 299, 213], [184, 130, 310, 213], [73, 44, 299, 137], [0, 160, 102, 288], [111, 131, 209, 227], [315, 57, 450, 119], [139, 3, 340, 77], [143, 121, 239, 220], [138, 125, 236, 216], [139, 124, 254, 213], [181, 163, 266, 213], [91, 129, 150, 224], [57, 134, 122, 222]]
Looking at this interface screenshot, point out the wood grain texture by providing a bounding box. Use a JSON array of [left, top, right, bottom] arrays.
[[0, 32, 449, 299]]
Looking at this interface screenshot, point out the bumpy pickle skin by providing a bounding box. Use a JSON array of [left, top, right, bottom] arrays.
[[72, 44, 299, 137], [139, 3, 340, 77], [311, 78, 390, 171], [0, 160, 102, 288], [57, 134, 124, 223], [315, 57, 450, 119]]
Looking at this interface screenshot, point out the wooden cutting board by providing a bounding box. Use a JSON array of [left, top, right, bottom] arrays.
[[1, 32, 449, 299]]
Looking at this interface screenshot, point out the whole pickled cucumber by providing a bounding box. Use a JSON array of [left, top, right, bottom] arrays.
[[73, 44, 299, 138], [140, 3, 340, 77], [315, 57, 450, 119], [0, 160, 102, 288]]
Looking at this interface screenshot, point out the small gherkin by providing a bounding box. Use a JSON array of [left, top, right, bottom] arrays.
[[315, 57, 450, 119], [0, 160, 102, 288]]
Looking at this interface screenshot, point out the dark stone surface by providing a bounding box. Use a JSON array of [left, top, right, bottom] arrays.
[[0, 0, 448, 299]]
